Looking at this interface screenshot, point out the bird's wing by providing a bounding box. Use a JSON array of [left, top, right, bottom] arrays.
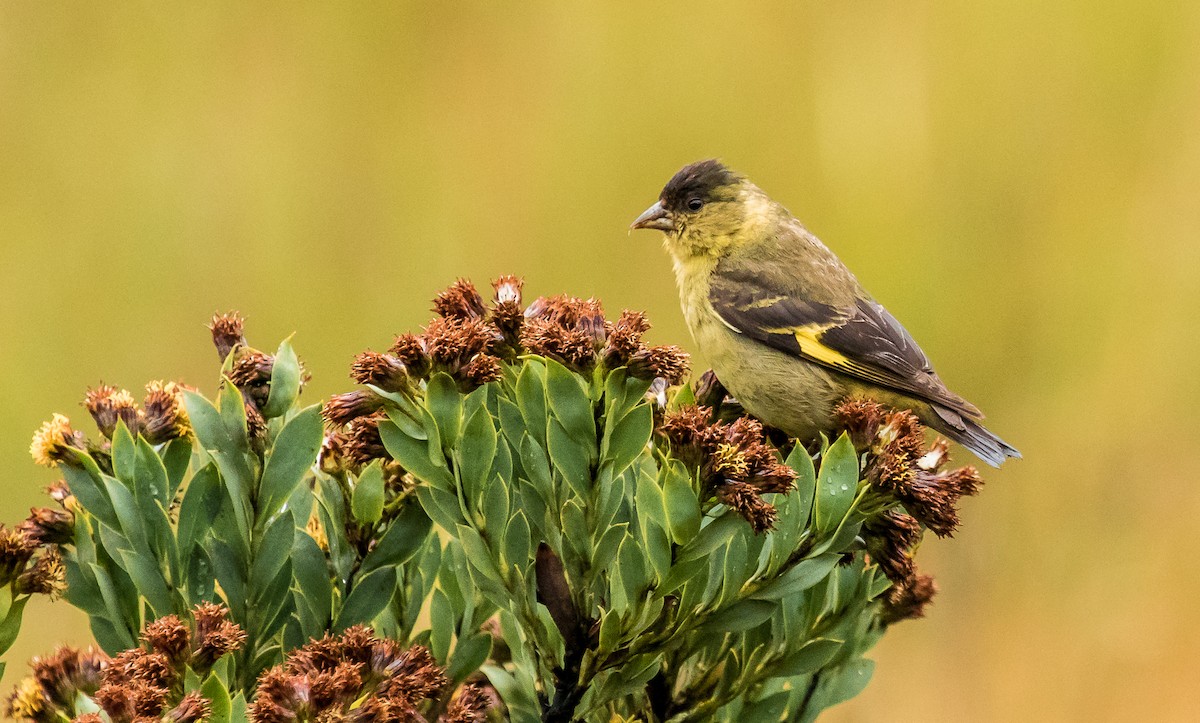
[[709, 256, 982, 418]]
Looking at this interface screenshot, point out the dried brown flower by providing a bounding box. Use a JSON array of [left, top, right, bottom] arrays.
[[601, 310, 650, 367], [27, 646, 107, 711], [16, 549, 65, 599], [143, 615, 191, 663], [209, 311, 247, 362], [882, 572, 938, 624], [30, 414, 85, 468], [389, 333, 431, 378], [626, 345, 691, 385], [323, 391, 387, 427], [863, 510, 922, 583], [434, 278, 487, 321], [442, 683, 491, 723], [351, 351, 410, 393], [834, 397, 886, 452], [249, 628, 458, 723], [520, 318, 595, 368], [717, 480, 778, 532], [660, 406, 796, 532], [0, 526, 39, 584], [191, 603, 247, 672], [228, 350, 275, 408], [343, 412, 390, 468], [84, 385, 141, 438], [490, 275, 526, 353], [142, 381, 192, 444], [18, 507, 74, 546], [163, 691, 211, 722]]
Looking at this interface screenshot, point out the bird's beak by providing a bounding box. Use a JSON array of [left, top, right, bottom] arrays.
[[630, 201, 674, 232]]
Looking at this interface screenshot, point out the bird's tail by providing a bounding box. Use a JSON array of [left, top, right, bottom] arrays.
[[931, 405, 1021, 468]]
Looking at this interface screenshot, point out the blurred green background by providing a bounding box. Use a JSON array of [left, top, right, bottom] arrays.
[[2, 2, 1197, 720]]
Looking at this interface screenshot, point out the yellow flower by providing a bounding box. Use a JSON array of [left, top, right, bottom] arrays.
[[29, 414, 78, 467]]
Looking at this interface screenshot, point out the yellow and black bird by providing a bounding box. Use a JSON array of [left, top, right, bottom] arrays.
[[632, 159, 1019, 466]]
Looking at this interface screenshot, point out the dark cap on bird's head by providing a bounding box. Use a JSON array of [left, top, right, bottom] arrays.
[[631, 159, 745, 232]]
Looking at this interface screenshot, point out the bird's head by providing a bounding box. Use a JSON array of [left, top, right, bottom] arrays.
[[631, 159, 767, 260]]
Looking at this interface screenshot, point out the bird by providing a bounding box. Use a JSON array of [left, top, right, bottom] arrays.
[[631, 159, 1019, 467]]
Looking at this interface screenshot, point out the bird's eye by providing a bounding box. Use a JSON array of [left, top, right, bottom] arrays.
[[686, 197, 704, 211]]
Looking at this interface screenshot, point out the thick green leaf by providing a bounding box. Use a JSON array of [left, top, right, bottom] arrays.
[[61, 457, 117, 531], [200, 672, 234, 723], [335, 566, 397, 630], [430, 587, 454, 662], [458, 404, 498, 504], [814, 433, 859, 534], [503, 511, 532, 571], [677, 511, 743, 563], [161, 437, 193, 499], [360, 503, 434, 574], [544, 359, 595, 445], [177, 463, 222, 558], [0, 597, 29, 651], [775, 638, 844, 678], [351, 461, 386, 527], [379, 420, 453, 489], [447, 632, 492, 683], [515, 361, 548, 446], [662, 464, 701, 545], [426, 373, 463, 446], [603, 402, 652, 475], [702, 599, 776, 633], [250, 512, 296, 600], [752, 554, 840, 601], [548, 419, 591, 498], [262, 338, 302, 418], [258, 405, 323, 523], [291, 532, 332, 638], [183, 390, 252, 541], [786, 443, 818, 529]]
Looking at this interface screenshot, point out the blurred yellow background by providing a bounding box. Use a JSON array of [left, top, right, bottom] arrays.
[[2, 2, 1197, 720]]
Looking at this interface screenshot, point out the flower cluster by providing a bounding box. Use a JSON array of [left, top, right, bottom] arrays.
[[4, 646, 108, 722], [836, 399, 983, 538], [248, 626, 488, 723], [85, 603, 244, 722], [835, 398, 984, 622], [0, 523, 65, 600], [658, 405, 797, 532], [209, 311, 308, 438], [30, 382, 191, 471], [322, 276, 690, 469]]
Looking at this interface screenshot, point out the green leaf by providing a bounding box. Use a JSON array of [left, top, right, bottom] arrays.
[[447, 632, 492, 683], [379, 420, 453, 489], [786, 443, 818, 528], [548, 419, 591, 498], [560, 500, 590, 558], [259, 405, 322, 522], [161, 437, 193, 500], [183, 390, 252, 541], [662, 464, 701, 545], [200, 672, 234, 723], [458, 403, 498, 504], [426, 373, 463, 447], [335, 566, 398, 630], [814, 433, 859, 533], [430, 587, 454, 663], [702, 599, 776, 633], [503, 511, 532, 571], [544, 359, 595, 445], [351, 461, 386, 527], [291, 532, 332, 638], [775, 638, 844, 678], [677, 511, 742, 563], [592, 523, 627, 574], [0, 597, 29, 652], [515, 361, 548, 446], [251, 512, 296, 599], [361, 503, 434, 574], [61, 457, 117, 531], [752, 554, 840, 601], [262, 337, 302, 418], [455, 525, 505, 591], [177, 463, 222, 558], [603, 402, 652, 475]]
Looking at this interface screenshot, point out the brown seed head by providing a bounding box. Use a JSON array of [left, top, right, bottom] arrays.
[[30, 414, 85, 468], [442, 682, 491, 723], [388, 334, 430, 378], [882, 572, 938, 624], [30, 645, 108, 710], [142, 381, 192, 444], [322, 391, 386, 427], [343, 412, 390, 468], [716, 480, 778, 532], [18, 507, 74, 546], [84, 385, 141, 439], [351, 351, 410, 393], [209, 311, 247, 362], [191, 603, 247, 671], [834, 397, 886, 452], [143, 615, 191, 662], [626, 345, 690, 385], [434, 278, 487, 321], [163, 691, 212, 723]]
